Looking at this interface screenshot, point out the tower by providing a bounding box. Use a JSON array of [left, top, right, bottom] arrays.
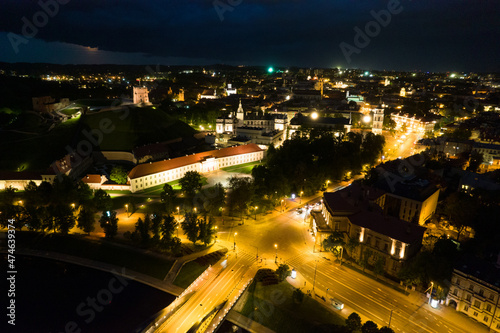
[[236, 99, 245, 122], [372, 106, 384, 135], [133, 86, 149, 104]]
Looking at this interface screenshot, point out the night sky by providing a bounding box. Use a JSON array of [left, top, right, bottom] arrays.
[[0, 0, 498, 72]]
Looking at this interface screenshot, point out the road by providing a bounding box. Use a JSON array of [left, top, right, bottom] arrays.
[[214, 188, 490, 333], [157, 250, 255, 333], [383, 131, 422, 161]]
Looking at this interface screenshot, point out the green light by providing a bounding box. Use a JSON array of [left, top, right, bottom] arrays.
[[268, 67, 274, 73], [364, 71, 369, 76]]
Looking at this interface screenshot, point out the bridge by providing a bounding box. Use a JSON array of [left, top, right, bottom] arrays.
[[141, 250, 257, 333]]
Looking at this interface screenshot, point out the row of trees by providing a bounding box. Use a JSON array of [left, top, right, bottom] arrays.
[[252, 132, 385, 203], [0, 176, 114, 235]]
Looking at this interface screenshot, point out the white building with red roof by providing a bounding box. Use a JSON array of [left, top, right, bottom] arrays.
[[128, 144, 264, 192]]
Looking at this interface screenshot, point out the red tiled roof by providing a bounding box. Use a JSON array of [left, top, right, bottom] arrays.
[[81, 174, 103, 184], [128, 144, 263, 179]]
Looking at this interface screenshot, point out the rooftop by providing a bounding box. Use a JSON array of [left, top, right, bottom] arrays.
[[128, 144, 263, 179]]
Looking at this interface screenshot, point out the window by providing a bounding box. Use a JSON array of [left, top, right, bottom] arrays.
[[486, 304, 492, 312], [489, 294, 494, 301], [466, 294, 471, 302], [453, 289, 458, 296], [473, 311, 478, 317], [464, 305, 469, 311], [474, 300, 481, 308], [456, 279, 460, 286], [469, 284, 474, 291], [484, 316, 488, 322], [479, 289, 484, 297]]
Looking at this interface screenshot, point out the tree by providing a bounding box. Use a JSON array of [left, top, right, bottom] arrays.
[[93, 189, 112, 211], [179, 171, 203, 201], [292, 288, 304, 304], [110, 166, 128, 184], [36, 181, 53, 206], [323, 232, 345, 253], [379, 327, 395, 333], [227, 176, 253, 219], [160, 214, 178, 246], [198, 215, 216, 246], [467, 151, 483, 172], [345, 312, 362, 332], [23, 181, 39, 205], [346, 237, 360, 261], [135, 215, 151, 245], [150, 213, 162, 242], [443, 192, 477, 241], [361, 321, 379, 333], [373, 255, 386, 277], [202, 183, 225, 215], [181, 212, 199, 244], [99, 210, 118, 239], [160, 183, 176, 214], [51, 204, 76, 234], [76, 181, 93, 206], [360, 248, 373, 272], [77, 207, 96, 234], [276, 264, 291, 282]]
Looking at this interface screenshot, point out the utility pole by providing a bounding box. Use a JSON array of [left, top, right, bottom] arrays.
[[388, 309, 393, 328]]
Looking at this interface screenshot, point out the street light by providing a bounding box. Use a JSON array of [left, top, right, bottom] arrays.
[[71, 203, 75, 209], [254, 206, 258, 220], [233, 232, 237, 250], [176, 206, 180, 215], [274, 244, 278, 263], [125, 204, 128, 214], [214, 226, 218, 243], [326, 288, 330, 301], [194, 207, 197, 213], [300, 191, 303, 204]]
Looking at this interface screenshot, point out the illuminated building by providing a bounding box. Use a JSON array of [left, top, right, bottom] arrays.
[[311, 184, 426, 276], [446, 258, 500, 332], [133, 86, 150, 104], [128, 144, 263, 192]]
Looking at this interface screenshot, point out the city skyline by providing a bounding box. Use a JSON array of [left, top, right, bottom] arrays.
[[0, 0, 499, 72]]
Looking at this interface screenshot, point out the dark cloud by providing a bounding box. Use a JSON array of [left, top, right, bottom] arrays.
[[0, 0, 498, 71]]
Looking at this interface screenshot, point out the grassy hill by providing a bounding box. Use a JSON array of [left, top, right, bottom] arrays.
[[79, 106, 196, 150], [0, 106, 196, 171]]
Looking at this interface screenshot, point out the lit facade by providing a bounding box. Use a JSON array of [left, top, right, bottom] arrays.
[[133, 86, 150, 104], [128, 144, 264, 192], [391, 112, 436, 135], [447, 264, 500, 332], [312, 185, 426, 276]]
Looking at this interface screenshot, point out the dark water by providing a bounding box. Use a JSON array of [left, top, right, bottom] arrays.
[[1, 255, 174, 333]]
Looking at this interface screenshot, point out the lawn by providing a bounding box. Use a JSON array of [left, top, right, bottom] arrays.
[[238, 280, 345, 333], [60, 108, 81, 116], [79, 107, 196, 151], [13, 232, 174, 279], [173, 250, 226, 288], [221, 161, 261, 174], [173, 261, 208, 289], [0, 106, 196, 172]]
